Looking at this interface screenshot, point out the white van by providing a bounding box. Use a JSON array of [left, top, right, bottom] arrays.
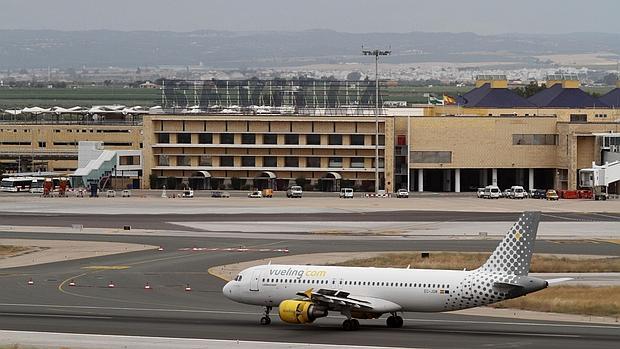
[[339, 188, 354, 199], [510, 186, 526, 199], [483, 185, 501, 199]]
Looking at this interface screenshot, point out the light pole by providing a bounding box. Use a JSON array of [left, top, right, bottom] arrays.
[[362, 47, 391, 193]]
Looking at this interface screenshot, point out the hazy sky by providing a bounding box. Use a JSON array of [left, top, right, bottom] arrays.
[[2, 0, 619, 34]]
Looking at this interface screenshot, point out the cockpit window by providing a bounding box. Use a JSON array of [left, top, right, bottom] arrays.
[[234, 275, 242, 281]]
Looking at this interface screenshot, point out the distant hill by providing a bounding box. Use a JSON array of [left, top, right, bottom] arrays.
[[0, 29, 619, 69]]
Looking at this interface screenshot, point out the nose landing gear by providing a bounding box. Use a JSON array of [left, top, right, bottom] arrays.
[[260, 306, 272, 325], [386, 313, 404, 328]]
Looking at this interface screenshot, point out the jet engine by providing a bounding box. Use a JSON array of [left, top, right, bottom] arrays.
[[278, 300, 328, 324]]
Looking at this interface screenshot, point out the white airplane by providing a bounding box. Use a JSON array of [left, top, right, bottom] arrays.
[[223, 211, 570, 331]]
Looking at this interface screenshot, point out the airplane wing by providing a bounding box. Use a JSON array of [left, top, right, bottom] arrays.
[[295, 288, 402, 313]]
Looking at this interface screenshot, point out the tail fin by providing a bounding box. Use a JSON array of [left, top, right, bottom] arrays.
[[478, 211, 541, 276]]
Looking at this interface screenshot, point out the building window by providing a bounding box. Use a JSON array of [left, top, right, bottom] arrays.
[[177, 133, 191, 144], [285, 134, 299, 145], [570, 114, 587, 123], [329, 134, 343, 145], [513, 134, 558, 145], [220, 156, 234, 167], [119, 156, 140, 165], [158, 133, 170, 143], [263, 134, 278, 145], [158, 155, 169, 166], [199, 133, 213, 144], [199, 155, 212, 166], [350, 157, 365, 168], [371, 135, 386, 146], [350, 135, 365, 146], [372, 158, 385, 168], [220, 133, 235, 144], [306, 134, 321, 145], [285, 157, 299, 167], [411, 151, 452, 163], [306, 157, 321, 167], [242, 134, 256, 144], [242, 156, 255, 167], [177, 156, 191, 166], [263, 156, 277, 167], [329, 157, 343, 168]]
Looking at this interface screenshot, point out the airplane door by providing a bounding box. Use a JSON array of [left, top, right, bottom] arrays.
[[250, 269, 261, 291]]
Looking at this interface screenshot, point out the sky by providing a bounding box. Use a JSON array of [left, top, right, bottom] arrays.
[[1, 0, 619, 35]]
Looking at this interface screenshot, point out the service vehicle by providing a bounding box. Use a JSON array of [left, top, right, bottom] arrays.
[[510, 186, 526, 199], [545, 189, 559, 201], [248, 190, 263, 198], [286, 186, 303, 198], [396, 189, 409, 198], [339, 188, 354, 199]]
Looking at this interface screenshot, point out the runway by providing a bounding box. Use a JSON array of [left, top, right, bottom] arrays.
[[1, 204, 619, 349], [0, 229, 619, 348]]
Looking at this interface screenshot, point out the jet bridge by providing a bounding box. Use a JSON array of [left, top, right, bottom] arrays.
[[579, 161, 620, 200]]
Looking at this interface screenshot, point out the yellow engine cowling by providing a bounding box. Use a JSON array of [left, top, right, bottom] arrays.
[[278, 300, 328, 324]]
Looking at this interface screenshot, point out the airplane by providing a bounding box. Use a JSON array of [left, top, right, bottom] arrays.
[[223, 211, 571, 331]]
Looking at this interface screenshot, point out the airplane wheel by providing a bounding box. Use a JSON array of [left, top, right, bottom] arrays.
[[342, 319, 356, 331], [386, 316, 395, 328], [394, 316, 404, 328], [260, 316, 271, 325], [351, 319, 360, 330]]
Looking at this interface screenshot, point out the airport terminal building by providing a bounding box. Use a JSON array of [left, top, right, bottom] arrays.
[[2, 76, 620, 193]]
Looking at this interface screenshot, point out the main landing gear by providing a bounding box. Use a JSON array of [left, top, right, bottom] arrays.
[[260, 306, 272, 325], [342, 318, 360, 331], [386, 313, 404, 328]]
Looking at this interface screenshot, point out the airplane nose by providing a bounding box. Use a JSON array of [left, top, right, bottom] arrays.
[[222, 281, 233, 299]]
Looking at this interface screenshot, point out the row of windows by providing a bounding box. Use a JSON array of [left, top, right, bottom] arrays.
[[158, 155, 374, 168], [262, 278, 450, 289], [157, 133, 380, 146], [512, 134, 558, 146]]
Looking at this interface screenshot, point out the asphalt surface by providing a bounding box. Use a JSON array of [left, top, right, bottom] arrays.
[[1, 211, 619, 230], [0, 227, 619, 349]]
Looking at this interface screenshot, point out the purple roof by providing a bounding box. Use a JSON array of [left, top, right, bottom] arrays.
[[457, 83, 536, 108], [599, 88, 620, 108], [528, 84, 609, 108]]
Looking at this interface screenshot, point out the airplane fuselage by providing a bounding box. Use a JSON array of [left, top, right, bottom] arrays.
[[223, 264, 547, 313]]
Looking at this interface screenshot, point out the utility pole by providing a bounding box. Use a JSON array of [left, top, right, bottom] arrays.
[[362, 47, 391, 193]]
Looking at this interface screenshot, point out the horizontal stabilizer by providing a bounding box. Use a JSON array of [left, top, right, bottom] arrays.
[[546, 278, 573, 285]]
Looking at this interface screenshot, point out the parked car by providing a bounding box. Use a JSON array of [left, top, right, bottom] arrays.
[[121, 189, 131, 197], [211, 191, 230, 198], [181, 189, 194, 198], [476, 188, 485, 198], [546, 189, 559, 201], [502, 188, 512, 198], [106, 190, 116, 198], [483, 185, 501, 199], [396, 189, 409, 198], [510, 186, 526, 199], [339, 187, 354, 199], [286, 185, 303, 198], [530, 189, 546, 199], [248, 190, 263, 198]]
